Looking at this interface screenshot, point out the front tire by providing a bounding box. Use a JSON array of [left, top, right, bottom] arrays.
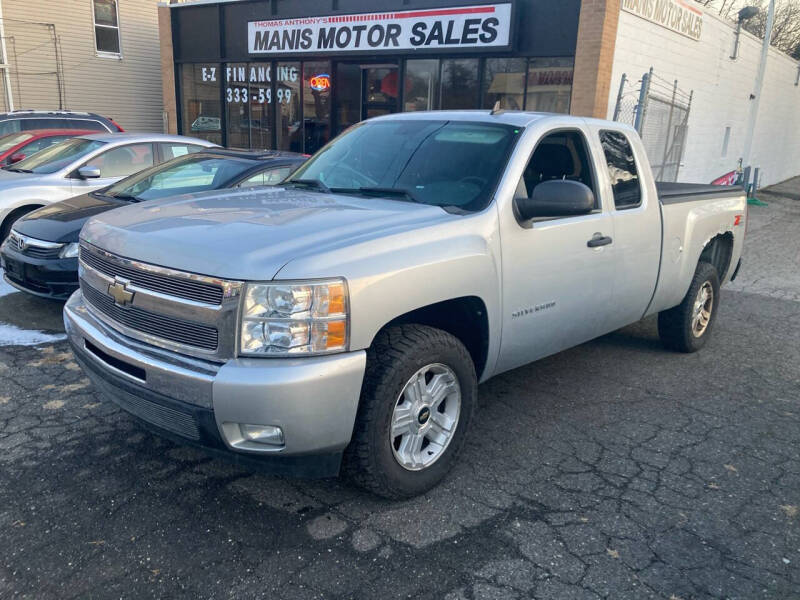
[[658, 261, 721, 353], [344, 324, 477, 499]]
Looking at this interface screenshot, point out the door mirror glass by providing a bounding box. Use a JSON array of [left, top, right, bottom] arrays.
[[515, 179, 595, 220], [78, 165, 102, 179], [8, 152, 25, 164]]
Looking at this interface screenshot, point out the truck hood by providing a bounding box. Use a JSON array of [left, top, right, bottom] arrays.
[[13, 192, 123, 243], [80, 187, 454, 280]]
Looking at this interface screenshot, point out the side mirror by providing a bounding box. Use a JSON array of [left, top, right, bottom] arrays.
[[78, 165, 101, 179], [515, 179, 595, 220], [8, 152, 25, 164]]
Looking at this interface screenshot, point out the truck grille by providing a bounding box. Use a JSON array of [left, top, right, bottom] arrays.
[[82, 281, 219, 351], [80, 244, 224, 305]]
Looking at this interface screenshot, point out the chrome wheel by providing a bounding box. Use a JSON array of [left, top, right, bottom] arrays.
[[390, 363, 461, 471], [691, 281, 714, 337]]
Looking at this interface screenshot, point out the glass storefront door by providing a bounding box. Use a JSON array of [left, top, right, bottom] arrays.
[[362, 64, 399, 120], [333, 62, 399, 137]]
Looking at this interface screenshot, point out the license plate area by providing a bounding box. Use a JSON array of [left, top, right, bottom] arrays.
[[3, 256, 24, 279]]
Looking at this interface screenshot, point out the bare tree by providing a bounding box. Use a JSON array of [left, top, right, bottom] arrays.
[[695, 0, 800, 57]]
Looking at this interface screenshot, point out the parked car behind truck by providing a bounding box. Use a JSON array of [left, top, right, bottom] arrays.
[[64, 112, 746, 498], [0, 133, 216, 241], [0, 129, 97, 166], [1, 149, 306, 299]]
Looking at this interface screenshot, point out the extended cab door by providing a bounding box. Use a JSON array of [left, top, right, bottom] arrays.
[[590, 127, 661, 331], [495, 125, 616, 374]]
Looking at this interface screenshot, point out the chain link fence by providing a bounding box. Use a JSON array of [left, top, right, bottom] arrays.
[[612, 69, 692, 183]]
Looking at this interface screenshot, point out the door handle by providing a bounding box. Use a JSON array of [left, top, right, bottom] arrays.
[[587, 235, 613, 248]]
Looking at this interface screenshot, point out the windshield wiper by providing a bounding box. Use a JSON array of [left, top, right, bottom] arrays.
[[284, 178, 331, 193], [4, 167, 32, 173], [108, 192, 142, 202], [349, 187, 421, 204]]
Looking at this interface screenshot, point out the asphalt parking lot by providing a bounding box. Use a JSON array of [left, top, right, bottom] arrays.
[[1, 182, 799, 599]]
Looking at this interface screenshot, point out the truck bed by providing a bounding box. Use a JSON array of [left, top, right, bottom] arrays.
[[657, 182, 744, 205]]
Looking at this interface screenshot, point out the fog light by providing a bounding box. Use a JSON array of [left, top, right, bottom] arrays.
[[239, 424, 284, 446]]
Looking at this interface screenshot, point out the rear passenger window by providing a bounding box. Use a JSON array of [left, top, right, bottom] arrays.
[[519, 129, 598, 209], [240, 166, 293, 187], [0, 120, 21, 136], [84, 143, 154, 177], [67, 119, 108, 132], [599, 130, 642, 209], [159, 143, 204, 161]]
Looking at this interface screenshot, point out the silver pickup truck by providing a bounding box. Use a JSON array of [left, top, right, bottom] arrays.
[[64, 112, 746, 498]]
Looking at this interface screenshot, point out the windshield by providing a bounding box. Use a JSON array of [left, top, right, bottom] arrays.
[[103, 154, 256, 201], [288, 119, 523, 212], [9, 138, 105, 174], [0, 132, 33, 153]]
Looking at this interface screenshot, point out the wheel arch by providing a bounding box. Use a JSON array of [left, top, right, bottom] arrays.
[[373, 296, 491, 380], [699, 232, 734, 281], [0, 203, 46, 239]]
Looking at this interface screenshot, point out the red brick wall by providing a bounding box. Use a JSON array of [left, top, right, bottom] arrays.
[[159, 5, 178, 134], [571, 0, 620, 118]]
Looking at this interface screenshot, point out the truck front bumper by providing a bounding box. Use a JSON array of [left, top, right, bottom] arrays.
[[64, 290, 366, 477]]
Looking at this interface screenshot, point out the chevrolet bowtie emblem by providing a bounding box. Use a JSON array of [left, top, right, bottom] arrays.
[[108, 277, 134, 307]]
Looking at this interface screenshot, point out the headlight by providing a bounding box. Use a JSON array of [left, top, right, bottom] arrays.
[[239, 279, 348, 356], [59, 242, 79, 259]]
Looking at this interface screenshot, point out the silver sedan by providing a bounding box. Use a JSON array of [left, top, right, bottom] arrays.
[[0, 133, 217, 240]]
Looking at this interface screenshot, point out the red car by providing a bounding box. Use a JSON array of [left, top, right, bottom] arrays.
[[0, 129, 98, 166]]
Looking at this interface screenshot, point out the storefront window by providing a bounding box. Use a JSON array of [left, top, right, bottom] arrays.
[[225, 63, 250, 149], [180, 64, 222, 145], [525, 57, 574, 114], [440, 59, 479, 110], [248, 62, 276, 150], [302, 61, 332, 155], [481, 58, 527, 110], [403, 60, 439, 112], [275, 61, 301, 152], [335, 63, 361, 136]]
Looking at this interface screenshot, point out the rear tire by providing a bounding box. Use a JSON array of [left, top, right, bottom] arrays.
[[343, 324, 477, 499], [658, 261, 721, 353]]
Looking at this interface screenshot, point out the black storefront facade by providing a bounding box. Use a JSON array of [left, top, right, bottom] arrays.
[[168, 0, 581, 154]]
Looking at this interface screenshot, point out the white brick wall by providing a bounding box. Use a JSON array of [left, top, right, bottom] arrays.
[[608, 8, 800, 187]]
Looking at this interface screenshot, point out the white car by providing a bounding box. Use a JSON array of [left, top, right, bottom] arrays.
[[0, 133, 217, 240]]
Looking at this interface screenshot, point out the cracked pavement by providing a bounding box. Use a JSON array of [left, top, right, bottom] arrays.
[[1, 182, 799, 599]]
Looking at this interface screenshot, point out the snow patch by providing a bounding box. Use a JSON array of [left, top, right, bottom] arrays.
[[0, 323, 66, 347], [0, 277, 16, 298]]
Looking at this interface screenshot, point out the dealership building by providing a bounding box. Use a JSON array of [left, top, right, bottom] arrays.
[[158, 0, 800, 186]]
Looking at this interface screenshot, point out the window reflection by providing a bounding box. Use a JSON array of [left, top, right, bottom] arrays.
[[482, 58, 527, 110], [303, 61, 332, 155], [525, 57, 574, 114], [181, 64, 222, 145], [225, 63, 250, 149], [440, 59, 479, 110], [403, 60, 439, 112], [276, 62, 302, 152]]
